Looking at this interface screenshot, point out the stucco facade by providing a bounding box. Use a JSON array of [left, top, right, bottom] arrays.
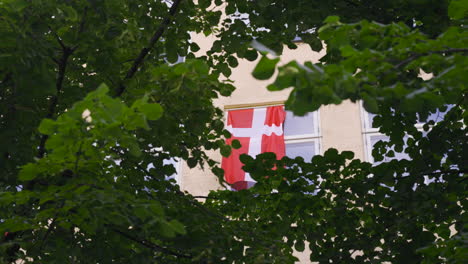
[[180, 40, 366, 197], [174, 32, 375, 263]]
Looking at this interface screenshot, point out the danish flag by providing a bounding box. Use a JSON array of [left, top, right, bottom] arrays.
[[222, 106, 286, 190]]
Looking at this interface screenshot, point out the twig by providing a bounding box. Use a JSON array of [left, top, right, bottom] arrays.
[[48, 26, 67, 50], [343, 0, 359, 7], [192, 195, 223, 200], [116, 0, 183, 96], [38, 216, 58, 252], [78, 7, 88, 34], [37, 44, 75, 158], [1, 71, 11, 85], [109, 226, 192, 259], [74, 142, 84, 172], [394, 48, 468, 69]]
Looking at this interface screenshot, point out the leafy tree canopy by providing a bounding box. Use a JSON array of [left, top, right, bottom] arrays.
[[0, 0, 466, 263]]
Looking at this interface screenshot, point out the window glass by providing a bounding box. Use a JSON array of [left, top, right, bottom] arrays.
[[367, 113, 377, 128], [284, 111, 315, 136], [369, 134, 389, 146], [286, 141, 316, 161]]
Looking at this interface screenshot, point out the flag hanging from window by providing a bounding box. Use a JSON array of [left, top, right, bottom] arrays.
[[222, 106, 286, 190]]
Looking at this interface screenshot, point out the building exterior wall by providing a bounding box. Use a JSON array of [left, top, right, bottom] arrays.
[[181, 40, 366, 197], [179, 35, 371, 263]]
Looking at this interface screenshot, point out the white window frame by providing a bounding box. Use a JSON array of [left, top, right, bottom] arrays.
[[360, 102, 414, 164], [284, 109, 321, 158], [360, 103, 383, 163], [360, 102, 449, 163]]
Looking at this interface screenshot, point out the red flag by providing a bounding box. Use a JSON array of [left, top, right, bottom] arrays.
[[222, 106, 285, 190]]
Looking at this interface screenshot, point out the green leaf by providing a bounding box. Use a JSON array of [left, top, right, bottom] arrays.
[[362, 93, 379, 113], [38, 118, 56, 135], [140, 103, 163, 121], [324, 15, 340, 23], [0, 218, 33, 232], [244, 49, 258, 61], [227, 56, 239, 67], [220, 145, 232, 157], [168, 220, 186, 235], [231, 139, 241, 149], [270, 63, 298, 90], [239, 154, 253, 164], [7, 0, 28, 11], [340, 45, 356, 57], [252, 55, 280, 80], [222, 129, 232, 138], [187, 158, 197, 168], [309, 36, 323, 52], [63, 6, 78, 22], [190, 42, 200, 52], [18, 163, 37, 181], [198, 0, 211, 9], [226, 3, 236, 14], [87, 83, 109, 99], [448, 0, 468, 20], [295, 239, 305, 252]]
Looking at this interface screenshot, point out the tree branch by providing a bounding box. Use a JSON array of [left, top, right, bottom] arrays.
[[108, 226, 192, 259], [116, 0, 183, 96], [395, 48, 468, 69], [48, 26, 67, 51], [36, 14, 90, 159], [78, 6, 88, 35], [1, 71, 12, 85], [37, 44, 75, 159], [38, 215, 58, 252], [192, 195, 223, 200], [343, 0, 359, 7]]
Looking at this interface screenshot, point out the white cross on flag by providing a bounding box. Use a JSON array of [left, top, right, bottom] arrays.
[[222, 106, 286, 190]]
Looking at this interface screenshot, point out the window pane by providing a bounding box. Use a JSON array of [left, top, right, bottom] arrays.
[[284, 111, 315, 136], [370, 134, 389, 146], [286, 141, 316, 161], [367, 113, 377, 128]]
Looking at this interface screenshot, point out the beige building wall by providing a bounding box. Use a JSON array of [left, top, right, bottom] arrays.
[[181, 39, 366, 196], [179, 33, 368, 263]]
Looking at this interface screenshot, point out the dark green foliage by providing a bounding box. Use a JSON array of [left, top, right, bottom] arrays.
[[0, 0, 466, 263]]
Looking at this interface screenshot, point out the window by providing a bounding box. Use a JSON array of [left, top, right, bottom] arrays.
[[361, 103, 453, 164], [222, 104, 320, 190], [284, 110, 321, 161], [225, 104, 321, 160]]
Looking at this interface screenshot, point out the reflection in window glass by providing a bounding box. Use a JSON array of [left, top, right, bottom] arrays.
[[286, 141, 316, 161]]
